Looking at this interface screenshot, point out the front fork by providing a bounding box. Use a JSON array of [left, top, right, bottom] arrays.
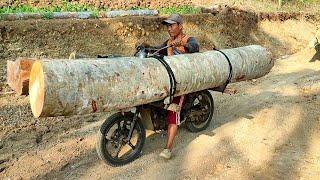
[[123, 107, 140, 142]]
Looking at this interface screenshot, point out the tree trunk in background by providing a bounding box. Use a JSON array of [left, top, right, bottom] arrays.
[[29, 45, 274, 118]]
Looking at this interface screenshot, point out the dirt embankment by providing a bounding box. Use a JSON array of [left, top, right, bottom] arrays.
[[0, 8, 318, 88], [0, 8, 319, 179]]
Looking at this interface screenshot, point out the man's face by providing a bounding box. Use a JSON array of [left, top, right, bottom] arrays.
[[166, 23, 183, 38]]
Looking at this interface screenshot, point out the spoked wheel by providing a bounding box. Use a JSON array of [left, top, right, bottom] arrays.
[[96, 112, 146, 166], [184, 90, 214, 132]]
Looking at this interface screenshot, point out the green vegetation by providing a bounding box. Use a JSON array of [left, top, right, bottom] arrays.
[[0, 1, 100, 14], [158, 6, 201, 15], [0, 1, 102, 19], [0, 3, 201, 15], [42, 12, 54, 20], [0, 0, 319, 17], [91, 10, 100, 18]]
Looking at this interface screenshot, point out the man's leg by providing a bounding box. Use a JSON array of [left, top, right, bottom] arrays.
[[166, 124, 178, 151], [160, 96, 185, 159], [166, 95, 184, 150], [159, 104, 179, 159]]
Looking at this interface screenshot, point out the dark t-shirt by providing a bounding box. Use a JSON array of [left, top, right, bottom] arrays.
[[157, 37, 200, 56]]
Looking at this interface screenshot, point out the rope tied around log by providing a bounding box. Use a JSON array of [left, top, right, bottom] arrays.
[[212, 48, 233, 93], [152, 47, 233, 102], [151, 55, 177, 104]]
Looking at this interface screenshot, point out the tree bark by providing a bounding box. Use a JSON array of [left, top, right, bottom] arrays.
[[7, 56, 103, 96], [29, 45, 273, 118], [7, 58, 35, 95]]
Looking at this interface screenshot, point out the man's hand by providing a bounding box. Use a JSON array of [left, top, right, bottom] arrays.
[[165, 103, 181, 113], [170, 38, 187, 47]]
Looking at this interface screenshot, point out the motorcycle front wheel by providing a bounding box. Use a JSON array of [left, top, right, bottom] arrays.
[[96, 112, 146, 166]]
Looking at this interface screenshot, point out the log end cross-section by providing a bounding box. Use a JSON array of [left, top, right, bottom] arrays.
[[29, 61, 45, 118]]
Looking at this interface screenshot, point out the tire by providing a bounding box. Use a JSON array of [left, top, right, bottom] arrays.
[[96, 112, 146, 167], [185, 90, 214, 132]]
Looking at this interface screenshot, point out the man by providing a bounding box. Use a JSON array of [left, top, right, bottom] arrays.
[[155, 14, 199, 159]]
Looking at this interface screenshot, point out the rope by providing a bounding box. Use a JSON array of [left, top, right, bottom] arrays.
[[151, 55, 177, 104], [213, 48, 233, 93]]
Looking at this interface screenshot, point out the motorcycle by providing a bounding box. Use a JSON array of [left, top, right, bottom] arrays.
[[95, 45, 215, 166]]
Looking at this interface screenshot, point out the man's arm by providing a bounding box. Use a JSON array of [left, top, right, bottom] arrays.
[[135, 41, 168, 56], [156, 40, 169, 56]]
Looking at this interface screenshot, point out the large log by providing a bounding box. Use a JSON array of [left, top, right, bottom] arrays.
[[7, 56, 93, 96], [7, 58, 35, 95], [29, 45, 273, 118]]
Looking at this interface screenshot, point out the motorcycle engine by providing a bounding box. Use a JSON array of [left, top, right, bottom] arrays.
[[150, 110, 167, 131]]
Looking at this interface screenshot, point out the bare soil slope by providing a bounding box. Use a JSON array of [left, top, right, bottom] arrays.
[[0, 10, 320, 179]]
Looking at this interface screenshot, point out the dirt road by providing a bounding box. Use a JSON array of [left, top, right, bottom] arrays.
[[0, 8, 319, 179], [1, 47, 319, 179]]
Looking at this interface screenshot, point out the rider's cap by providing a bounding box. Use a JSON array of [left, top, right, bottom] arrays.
[[162, 14, 183, 25]]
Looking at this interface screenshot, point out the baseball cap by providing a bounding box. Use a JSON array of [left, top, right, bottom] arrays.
[[162, 14, 183, 25]]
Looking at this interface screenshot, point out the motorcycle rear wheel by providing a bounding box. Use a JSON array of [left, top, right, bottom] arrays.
[[185, 90, 214, 132]]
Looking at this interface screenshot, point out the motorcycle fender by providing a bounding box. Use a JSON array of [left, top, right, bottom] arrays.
[[140, 109, 154, 131]]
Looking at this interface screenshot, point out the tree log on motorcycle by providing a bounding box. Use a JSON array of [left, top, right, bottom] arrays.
[[28, 45, 273, 118]]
